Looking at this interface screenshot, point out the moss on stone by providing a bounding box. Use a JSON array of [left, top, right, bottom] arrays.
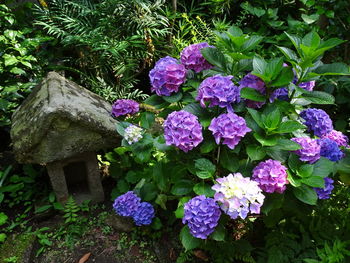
[[0, 233, 36, 263]]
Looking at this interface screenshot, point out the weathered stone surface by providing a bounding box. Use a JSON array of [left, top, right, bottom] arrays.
[[11, 72, 120, 164]]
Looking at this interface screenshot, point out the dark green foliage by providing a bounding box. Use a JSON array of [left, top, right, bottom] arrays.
[[34, 0, 170, 101]]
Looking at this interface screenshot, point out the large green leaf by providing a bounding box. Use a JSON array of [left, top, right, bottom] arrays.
[[277, 46, 299, 62], [293, 184, 318, 205], [171, 180, 193, 196], [195, 158, 216, 179], [275, 121, 305, 134], [180, 226, 201, 251], [240, 87, 266, 102], [270, 66, 294, 87], [163, 92, 183, 103], [301, 176, 325, 188], [201, 47, 227, 70], [246, 145, 266, 161], [211, 224, 226, 241], [310, 63, 350, 76], [302, 91, 335, 104], [220, 147, 239, 172], [193, 182, 215, 197]]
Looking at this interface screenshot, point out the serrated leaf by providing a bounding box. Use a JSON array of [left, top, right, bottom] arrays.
[[201, 47, 226, 70], [241, 87, 266, 102], [275, 121, 305, 133], [246, 145, 266, 160], [247, 108, 264, 128], [195, 158, 216, 179], [220, 147, 239, 172], [302, 91, 335, 104], [301, 176, 325, 188], [254, 133, 278, 146]]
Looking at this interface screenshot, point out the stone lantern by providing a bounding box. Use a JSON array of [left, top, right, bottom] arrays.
[[11, 72, 120, 203]]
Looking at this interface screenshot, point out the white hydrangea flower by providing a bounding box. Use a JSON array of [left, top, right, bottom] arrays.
[[124, 125, 143, 144]]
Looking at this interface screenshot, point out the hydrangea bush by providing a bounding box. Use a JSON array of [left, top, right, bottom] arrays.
[[109, 27, 349, 258]]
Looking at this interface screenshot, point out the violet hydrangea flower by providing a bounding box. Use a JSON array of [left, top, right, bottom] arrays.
[[149, 56, 186, 96], [163, 110, 203, 152], [183, 195, 221, 239], [133, 202, 155, 226], [239, 73, 266, 108], [300, 108, 333, 137], [252, 159, 288, 193], [291, 137, 321, 164], [112, 99, 139, 117], [180, 42, 214, 73], [209, 113, 251, 149], [113, 191, 141, 217], [212, 173, 265, 220], [314, 177, 334, 200], [124, 125, 143, 144], [269, 87, 289, 102], [322, 130, 349, 148], [299, 81, 315, 91], [196, 75, 240, 111], [318, 138, 344, 162]]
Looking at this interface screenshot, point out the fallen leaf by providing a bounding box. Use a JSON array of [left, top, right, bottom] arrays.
[[193, 250, 209, 261], [78, 252, 91, 263]]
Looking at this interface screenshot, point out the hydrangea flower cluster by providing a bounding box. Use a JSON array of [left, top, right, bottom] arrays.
[[208, 113, 251, 149], [300, 108, 333, 137], [269, 87, 289, 102], [318, 138, 344, 162], [124, 125, 143, 144], [314, 177, 334, 200], [252, 159, 288, 193], [180, 42, 214, 73], [291, 137, 321, 163], [196, 75, 240, 111], [149, 56, 186, 96], [212, 173, 265, 220], [183, 195, 221, 239], [133, 202, 155, 226], [112, 99, 139, 117], [299, 81, 315, 91], [239, 73, 266, 108], [113, 191, 155, 226], [322, 130, 349, 148], [163, 110, 203, 152]]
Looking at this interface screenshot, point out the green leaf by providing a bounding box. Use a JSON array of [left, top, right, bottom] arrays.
[[155, 194, 167, 210], [240, 87, 266, 102], [301, 14, 319, 24], [293, 184, 318, 205], [246, 145, 266, 161], [276, 46, 299, 62], [242, 35, 263, 51], [275, 139, 301, 151], [140, 182, 157, 201], [285, 32, 301, 52], [297, 164, 314, 178], [0, 99, 9, 110], [35, 205, 52, 214], [288, 153, 303, 172], [3, 54, 18, 66], [270, 67, 294, 87], [9, 67, 26, 75], [265, 146, 289, 162], [153, 162, 169, 191], [0, 233, 6, 243], [263, 108, 281, 130], [311, 63, 350, 76], [171, 180, 193, 196], [201, 47, 226, 70], [140, 112, 155, 129], [275, 121, 305, 133], [313, 157, 335, 178], [227, 26, 243, 36], [254, 133, 278, 146], [211, 224, 226, 241], [247, 108, 264, 128], [180, 226, 201, 251], [125, 171, 141, 184], [193, 182, 215, 197], [301, 176, 325, 188], [261, 194, 284, 215], [175, 197, 191, 218], [117, 179, 129, 193], [144, 95, 169, 109], [265, 57, 284, 80], [220, 147, 239, 172], [252, 56, 267, 75], [115, 121, 131, 136], [287, 170, 302, 187], [200, 139, 216, 154], [151, 217, 163, 230], [163, 92, 183, 103], [302, 31, 321, 48], [195, 158, 216, 179], [0, 212, 8, 226], [302, 91, 335, 104]]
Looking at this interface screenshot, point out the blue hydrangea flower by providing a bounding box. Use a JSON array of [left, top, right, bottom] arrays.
[[314, 177, 334, 199], [133, 202, 155, 226], [183, 195, 221, 239], [113, 191, 141, 217], [300, 108, 333, 137], [318, 138, 344, 162], [269, 88, 289, 102]]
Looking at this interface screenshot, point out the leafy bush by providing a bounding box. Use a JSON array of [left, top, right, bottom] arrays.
[[34, 0, 170, 101], [106, 26, 350, 262]]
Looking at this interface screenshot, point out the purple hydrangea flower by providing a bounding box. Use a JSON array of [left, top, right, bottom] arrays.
[[180, 42, 214, 73], [322, 130, 349, 148], [300, 108, 333, 137], [183, 195, 221, 239], [133, 202, 155, 226], [196, 75, 240, 111], [252, 159, 288, 193], [269, 87, 289, 102], [149, 56, 186, 96], [291, 137, 321, 164], [113, 191, 141, 217], [318, 138, 344, 162], [299, 81, 315, 91], [209, 113, 251, 149], [212, 173, 265, 220], [314, 177, 334, 200], [163, 110, 203, 152], [112, 99, 139, 117], [239, 73, 266, 108]]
